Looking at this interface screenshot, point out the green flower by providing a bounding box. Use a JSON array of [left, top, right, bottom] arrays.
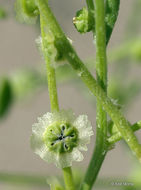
[[31, 110, 93, 168], [73, 7, 93, 34], [15, 0, 39, 24]]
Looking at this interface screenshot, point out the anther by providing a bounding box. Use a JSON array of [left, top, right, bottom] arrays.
[[70, 135, 74, 137], [62, 125, 65, 130], [65, 144, 68, 149]]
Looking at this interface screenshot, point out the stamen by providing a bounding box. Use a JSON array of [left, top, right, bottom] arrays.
[[62, 125, 65, 130], [70, 134, 74, 137], [64, 144, 68, 149], [58, 136, 63, 140]]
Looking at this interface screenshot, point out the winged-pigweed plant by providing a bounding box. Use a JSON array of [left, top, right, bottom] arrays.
[[1, 0, 141, 190]]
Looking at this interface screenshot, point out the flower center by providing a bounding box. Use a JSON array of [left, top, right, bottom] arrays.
[[43, 122, 78, 153]]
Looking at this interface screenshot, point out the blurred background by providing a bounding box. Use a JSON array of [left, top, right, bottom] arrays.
[[0, 0, 141, 189]]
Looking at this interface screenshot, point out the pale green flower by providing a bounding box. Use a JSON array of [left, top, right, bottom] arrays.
[[73, 7, 94, 34], [15, 0, 38, 24], [31, 110, 93, 168]]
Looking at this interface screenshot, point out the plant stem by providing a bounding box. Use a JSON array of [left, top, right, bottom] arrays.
[[86, 0, 95, 32], [86, 0, 94, 13], [63, 167, 75, 190], [108, 121, 141, 144], [45, 54, 59, 112], [38, 1, 75, 189], [40, 8, 59, 112], [36, 0, 141, 163], [64, 46, 141, 162], [81, 0, 108, 189], [36, 0, 141, 180]]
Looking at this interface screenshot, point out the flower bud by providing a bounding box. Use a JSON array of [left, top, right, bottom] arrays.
[[73, 7, 93, 34], [22, 0, 39, 17], [15, 0, 39, 24]]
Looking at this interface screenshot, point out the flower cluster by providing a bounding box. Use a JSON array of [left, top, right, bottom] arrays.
[[31, 110, 93, 168]]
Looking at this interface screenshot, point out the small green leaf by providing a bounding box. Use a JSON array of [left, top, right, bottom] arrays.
[[0, 78, 13, 118], [105, 0, 120, 44], [0, 7, 7, 19]]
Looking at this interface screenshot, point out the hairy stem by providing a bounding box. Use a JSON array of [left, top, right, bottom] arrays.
[[86, 0, 95, 32], [108, 121, 141, 144], [36, 0, 141, 184], [81, 0, 108, 189], [40, 9, 59, 112], [38, 1, 75, 189]]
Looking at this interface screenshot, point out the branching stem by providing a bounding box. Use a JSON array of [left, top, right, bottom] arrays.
[[108, 121, 141, 144], [38, 1, 75, 189], [35, 0, 141, 189], [81, 0, 108, 189]]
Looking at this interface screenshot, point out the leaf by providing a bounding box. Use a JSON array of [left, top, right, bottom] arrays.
[[0, 78, 13, 118], [105, 0, 120, 44], [0, 7, 7, 19]]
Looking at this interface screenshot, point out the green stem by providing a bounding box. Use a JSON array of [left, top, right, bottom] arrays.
[[37, 1, 75, 190], [46, 58, 59, 112], [81, 0, 108, 189], [40, 8, 59, 112], [63, 167, 75, 190], [108, 121, 141, 144], [86, 0, 95, 32], [95, 0, 107, 91], [86, 0, 94, 12], [36, 0, 141, 163], [36, 0, 141, 183], [64, 46, 141, 161]]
